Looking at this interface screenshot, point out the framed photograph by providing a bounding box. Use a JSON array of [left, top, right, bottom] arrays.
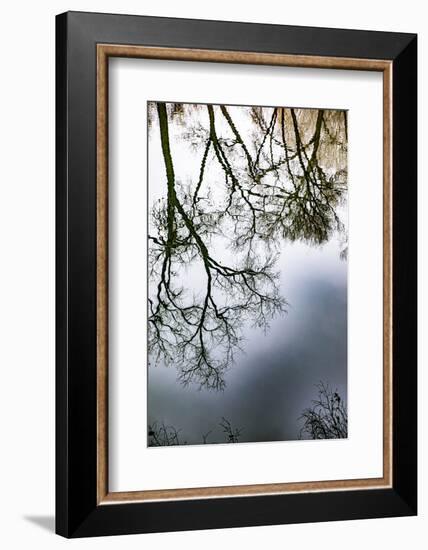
[[56, 11, 417, 537]]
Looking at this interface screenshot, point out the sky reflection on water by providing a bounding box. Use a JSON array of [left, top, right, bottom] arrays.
[[147, 102, 347, 445]]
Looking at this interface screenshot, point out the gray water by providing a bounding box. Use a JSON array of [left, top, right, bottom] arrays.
[[147, 103, 347, 445]]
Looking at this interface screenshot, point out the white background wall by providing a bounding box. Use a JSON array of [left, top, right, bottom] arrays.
[[0, 1, 424, 548]]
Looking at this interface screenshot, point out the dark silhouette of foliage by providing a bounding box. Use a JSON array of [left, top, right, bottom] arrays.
[[299, 382, 348, 439], [148, 102, 347, 391], [148, 417, 243, 447], [219, 416, 243, 443], [148, 421, 183, 446]]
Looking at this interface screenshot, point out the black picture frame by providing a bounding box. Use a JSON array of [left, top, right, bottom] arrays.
[[56, 11, 417, 538]]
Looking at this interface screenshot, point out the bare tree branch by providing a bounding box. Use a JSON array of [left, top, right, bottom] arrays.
[[299, 382, 348, 439]]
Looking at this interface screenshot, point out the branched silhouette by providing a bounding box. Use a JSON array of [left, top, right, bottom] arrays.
[[148, 417, 243, 446], [148, 102, 347, 391], [219, 416, 243, 443], [244, 106, 347, 245], [149, 102, 285, 390], [299, 382, 348, 439], [148, 421, 183, 446]]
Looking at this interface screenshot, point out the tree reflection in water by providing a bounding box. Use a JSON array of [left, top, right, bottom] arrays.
[[148, 102, 347, 391]]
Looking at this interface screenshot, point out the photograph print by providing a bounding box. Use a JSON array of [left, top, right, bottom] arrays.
[[147, 101, 348, 447]]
